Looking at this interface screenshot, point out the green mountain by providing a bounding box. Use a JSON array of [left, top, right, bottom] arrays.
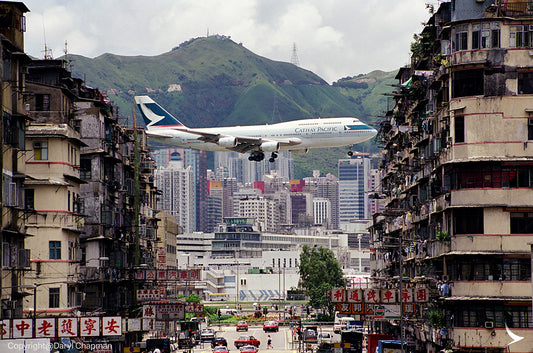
[[67, 36, 397, 178]]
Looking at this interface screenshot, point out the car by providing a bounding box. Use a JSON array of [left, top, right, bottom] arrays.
[[234, 335, 260, 348], [213, 346, 229, 353], [237, 321, 249, 331], [212, 337, 228, 348], [263, 320, 279, 332], [201, 328, 215, 341], [318, 332, 332, 343], [240, 345, 258, 353]]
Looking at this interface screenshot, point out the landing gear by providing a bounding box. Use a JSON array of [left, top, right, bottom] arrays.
[[248, 151, 265, 161], [347, 146, 354, 157], [268, 152, 278, 163]]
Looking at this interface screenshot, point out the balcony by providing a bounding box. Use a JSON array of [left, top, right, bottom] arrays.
[[450, 280, 530, 298], [500, 1, 533, 16]]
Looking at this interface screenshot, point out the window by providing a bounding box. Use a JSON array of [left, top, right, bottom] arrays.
[[24, 189, 34, 210], [35, 94, 50, 111], [49, 288, 60, 308], [452, 69, 484, 98], [454, 26, 468, 51], [472, 24, 480, 49], [80, 159, 91, 180], [454, 208, 483, 234], [529, 119, 533, 140], [518, 72, 533, 94], [455, 116, 465, 143], [511, 212, 533, 234], [510, 25, 533, 48], [49, 241, 61, 260], [33, 141, 48, 160], [491, 23, 501, 48]]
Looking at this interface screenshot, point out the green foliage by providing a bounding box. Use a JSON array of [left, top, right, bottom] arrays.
[[299, 245, 345, 316], [428, 309, 446, 327], [186, 294, 202, 302], [436, 231, 450, 242]]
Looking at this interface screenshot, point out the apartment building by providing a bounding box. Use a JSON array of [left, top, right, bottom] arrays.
[[371, 1, 533, 352], [0, 1, 31, 320], [24, 59, 85, 318], [155, 159, 195, 233]]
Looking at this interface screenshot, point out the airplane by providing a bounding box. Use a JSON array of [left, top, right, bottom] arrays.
[[134, 95, 377, 162]]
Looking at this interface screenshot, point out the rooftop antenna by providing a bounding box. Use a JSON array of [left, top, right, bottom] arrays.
[[42, 21, 53, 59], [64, 40, 73, 71], [291, 43, 300, 67]]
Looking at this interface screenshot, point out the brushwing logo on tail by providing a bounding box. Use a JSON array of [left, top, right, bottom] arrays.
[[138, 103, 165, 128], [135, 96, 184, 128]]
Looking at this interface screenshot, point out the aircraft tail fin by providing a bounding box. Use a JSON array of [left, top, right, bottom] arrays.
[[134, 95, 185, 128]]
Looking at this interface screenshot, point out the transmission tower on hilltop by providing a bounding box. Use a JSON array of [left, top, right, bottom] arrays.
[[291, 43, 300, 67]]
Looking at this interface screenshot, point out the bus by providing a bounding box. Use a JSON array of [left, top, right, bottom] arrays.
[[340, 330, 364, 353], [207, 292, 229, 301]]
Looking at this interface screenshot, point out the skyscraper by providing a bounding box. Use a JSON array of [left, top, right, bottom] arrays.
[[338, 156, 371, 224]]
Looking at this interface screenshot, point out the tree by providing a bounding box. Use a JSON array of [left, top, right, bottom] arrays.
[[299, 245, 345, 317]]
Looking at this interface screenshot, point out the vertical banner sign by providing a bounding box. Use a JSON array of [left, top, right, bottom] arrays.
[[58, 318, 78, 337], [35, 318, 55, 338]]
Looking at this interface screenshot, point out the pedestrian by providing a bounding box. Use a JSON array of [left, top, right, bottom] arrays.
[[267, 335, 272, 349]]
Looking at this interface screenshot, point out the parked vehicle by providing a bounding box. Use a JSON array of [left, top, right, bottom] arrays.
[[334, 316, 355, 334], [241, 345, 258, 353], [201, 328, 215, 341], [212, 337, 228, 348], [366, 333, 393, 353], [213, 346, 229, 353], [303, 326, 318, 343], [263, 320, 279, 332], [234, 335, 260, 348], [318, 332, 332, 344], [237, 321, 249, 331], [146, 338, 170, 353]]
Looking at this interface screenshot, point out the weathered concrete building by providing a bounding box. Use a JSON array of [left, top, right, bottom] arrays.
[[0, 1, 32, 319], [372, 1, 533, 352], [24, 59, 86, 318]]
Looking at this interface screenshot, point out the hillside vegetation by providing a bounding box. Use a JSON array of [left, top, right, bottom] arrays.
[[68, 36, 397, 178]]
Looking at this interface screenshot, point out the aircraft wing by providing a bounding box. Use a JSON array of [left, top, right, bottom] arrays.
[[145, 130, 176, 139], [175, 127, 301, 153]]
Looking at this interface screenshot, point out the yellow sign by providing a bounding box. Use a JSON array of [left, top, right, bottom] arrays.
[[124, 347, 141, 353], [334, 343, 351, 348]]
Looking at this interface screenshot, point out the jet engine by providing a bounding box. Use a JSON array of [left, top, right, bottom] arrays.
[[260, 141, 279, 152], [218, 136, 237, 147]]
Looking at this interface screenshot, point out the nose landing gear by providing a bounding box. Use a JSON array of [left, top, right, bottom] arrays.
[[347, 146, 354, 157]]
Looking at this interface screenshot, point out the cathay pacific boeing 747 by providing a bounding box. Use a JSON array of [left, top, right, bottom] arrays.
[[135, 95, 377, 162]]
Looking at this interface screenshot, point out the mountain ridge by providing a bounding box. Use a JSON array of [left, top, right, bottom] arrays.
[[66, 36, 398, 177]]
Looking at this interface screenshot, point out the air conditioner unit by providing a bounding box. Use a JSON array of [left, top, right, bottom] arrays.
[[484, 321, 494, 329]]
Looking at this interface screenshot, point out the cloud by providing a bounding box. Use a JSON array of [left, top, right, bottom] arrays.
[[23, 0, 431, 82]]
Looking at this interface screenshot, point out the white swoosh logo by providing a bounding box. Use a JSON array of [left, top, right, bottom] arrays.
[[505, 321, 524, 346], [139, 104, 164, 128]]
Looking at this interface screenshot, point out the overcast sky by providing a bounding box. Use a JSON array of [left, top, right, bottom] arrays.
[[21, 0, 437, 83]]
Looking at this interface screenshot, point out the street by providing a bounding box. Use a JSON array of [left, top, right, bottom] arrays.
[[183, 324, 335, 353]]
